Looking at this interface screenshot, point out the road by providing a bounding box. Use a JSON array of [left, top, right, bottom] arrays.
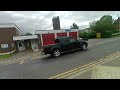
[[0, 38, 120, 79]]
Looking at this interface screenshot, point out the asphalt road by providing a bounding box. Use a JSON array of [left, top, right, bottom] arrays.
[[0, 38, 120, 79]]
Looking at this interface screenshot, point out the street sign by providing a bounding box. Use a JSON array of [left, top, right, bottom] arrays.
[[96, 33, 101, 39], [1, 44, 8, 49]]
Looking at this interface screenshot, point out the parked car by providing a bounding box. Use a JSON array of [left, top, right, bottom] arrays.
[[41, 37, 88, 57]]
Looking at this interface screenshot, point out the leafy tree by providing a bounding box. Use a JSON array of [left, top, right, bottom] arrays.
[[70, 23, 79, 29], [89, 15, 114, 38]]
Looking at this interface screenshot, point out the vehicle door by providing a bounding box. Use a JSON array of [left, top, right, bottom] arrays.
[[60, 38, 72, 52], [69, 37, 79, 49]]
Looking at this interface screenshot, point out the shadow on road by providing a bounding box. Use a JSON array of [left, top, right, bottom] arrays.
[[22, 48, 90, 65], [39, 49, 89, 63]]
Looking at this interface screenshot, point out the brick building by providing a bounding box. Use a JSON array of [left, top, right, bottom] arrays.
[[0, 24, 39, 56]]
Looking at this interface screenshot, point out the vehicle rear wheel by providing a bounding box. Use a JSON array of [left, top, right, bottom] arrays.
[[81, 43, 87, 50], [51, 49, 61, 57]]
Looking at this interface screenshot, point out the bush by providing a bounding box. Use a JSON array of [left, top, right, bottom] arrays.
[[79, 31, 96, 39], [88, 31, 96, 39], [79, 32, 89, 40], [101, 31, 113, 38], [79, 30, 113, 39], [113, 30, 119, 33]]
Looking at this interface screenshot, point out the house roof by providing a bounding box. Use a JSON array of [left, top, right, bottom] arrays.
[[0, 23, 24, 35], [113, 17, 120, 24], [13, 35, 38, 41], [35, 29, 79, 34]]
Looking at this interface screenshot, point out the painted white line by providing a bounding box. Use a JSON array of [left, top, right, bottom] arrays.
[[19, 60, 24, 64]]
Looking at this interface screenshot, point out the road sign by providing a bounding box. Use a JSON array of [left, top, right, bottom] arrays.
[[96, 33, 101, 39], [1, 44, 8, 49]]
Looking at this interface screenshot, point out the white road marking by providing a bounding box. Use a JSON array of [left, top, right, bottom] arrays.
[[19, 60, 24, 64]]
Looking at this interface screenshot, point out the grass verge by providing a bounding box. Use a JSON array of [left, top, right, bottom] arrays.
[[0, 54, 12, 59], [0, 51, 16, 59]]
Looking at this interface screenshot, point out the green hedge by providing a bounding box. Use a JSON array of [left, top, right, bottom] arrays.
[[79, 31, 96, 39], [88, 31, 96, 39], [79, 30, 113, 39], [101, 31, 113, 38], [113, 30, 119, 33]]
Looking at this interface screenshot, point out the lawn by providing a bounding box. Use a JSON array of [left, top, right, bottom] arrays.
[[0, 54, 12, 59], [0, 52, 16, 59]]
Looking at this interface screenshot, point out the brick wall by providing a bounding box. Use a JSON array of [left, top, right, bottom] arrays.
[[0, 27, 17, 53]]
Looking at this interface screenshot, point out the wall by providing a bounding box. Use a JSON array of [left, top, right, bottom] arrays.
[[0, 27, 17, 53], [24, 40, 32, 50], [31, 39, 39, 51]]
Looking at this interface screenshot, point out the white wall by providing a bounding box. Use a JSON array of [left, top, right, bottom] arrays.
[[35, 29, 79, 34], [13, 35, 38, 41], [31, 39, 39, 51]]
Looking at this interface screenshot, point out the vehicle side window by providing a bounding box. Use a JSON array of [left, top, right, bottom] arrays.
[[70, 38, 76, 43], [61, 38, 70, 43]]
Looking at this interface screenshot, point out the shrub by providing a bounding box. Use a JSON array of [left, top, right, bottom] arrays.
[[79, 32, 89, 40], [79, 31, 96, 39], [88, 31, 96, 39], [101, 31, 113, 38]]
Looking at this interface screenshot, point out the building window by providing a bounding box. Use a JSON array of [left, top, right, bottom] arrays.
[[70, 38, 76, 43]]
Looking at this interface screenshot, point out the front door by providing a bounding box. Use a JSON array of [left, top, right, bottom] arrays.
[[17, 41, 26, 51], [31, 39, 39, 51]]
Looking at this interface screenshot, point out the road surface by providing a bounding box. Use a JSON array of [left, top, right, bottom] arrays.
[[0, 38, 120, 79]]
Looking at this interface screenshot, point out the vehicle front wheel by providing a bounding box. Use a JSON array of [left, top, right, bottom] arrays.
[[81, 43, 87, 50], [51, 49, 61, 57]]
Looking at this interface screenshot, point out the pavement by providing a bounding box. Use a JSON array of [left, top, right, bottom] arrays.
[[0, 37, 120, 79], [0, 37, 118, 66], [0, 50, 47, 66], [66, 50, 120, 79]]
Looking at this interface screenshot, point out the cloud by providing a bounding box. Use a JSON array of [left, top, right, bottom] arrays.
[[0, 11, 120, 34]]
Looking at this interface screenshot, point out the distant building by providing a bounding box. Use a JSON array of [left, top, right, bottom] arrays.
[[113, 17, 120, 32], [52, 16, 61, 30]]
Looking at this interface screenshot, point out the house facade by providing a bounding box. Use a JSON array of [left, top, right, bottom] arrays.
[[0, 24, 23, 55], [0, 24, 39, 56]]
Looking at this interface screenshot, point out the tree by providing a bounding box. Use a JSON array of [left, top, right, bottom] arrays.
[[70, 23, 79, 29], [89, 15, 114, 38], [25, 32, 33, 35]]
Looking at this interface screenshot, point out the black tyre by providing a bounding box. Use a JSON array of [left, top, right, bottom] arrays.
[[51, 49, 61, 57], [81, 43, 87, 50]]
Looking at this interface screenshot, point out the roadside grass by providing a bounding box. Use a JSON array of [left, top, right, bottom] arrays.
[[0, 54, 12, 59], [0, 52, 16, 59]]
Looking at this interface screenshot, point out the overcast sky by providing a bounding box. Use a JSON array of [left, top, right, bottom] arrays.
[[0, 11, 120, 34]]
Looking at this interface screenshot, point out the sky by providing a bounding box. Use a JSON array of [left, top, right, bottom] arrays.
[[0, 11, 120, 34]]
